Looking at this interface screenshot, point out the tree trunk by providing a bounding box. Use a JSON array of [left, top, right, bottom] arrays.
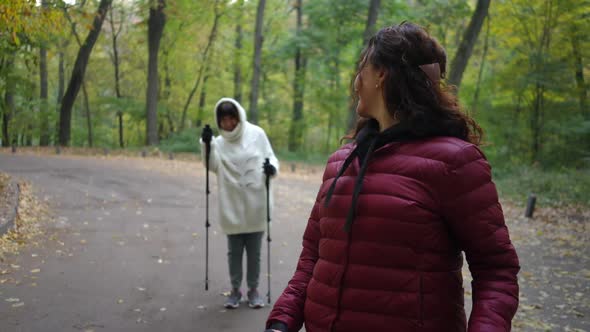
[[531, 83, 544, 162], [109, 5, 124, 147], [2, 91, 12, 147], [25, 127, 32, 146], [447, 0, 490, 89], [146, 0, 166, 145], [196, 72, 210, 127], [470, 16, 490, 115], [56, 49, 65, 143], [58, 0, 112, 146], [2, 55, 15, 147], [348, 0, 381, 131], [39, 46, 49, 145], [363, 0, 381, 46], [39, 0, 50, 146], [82, 82, 93, 147], [288, 0, 306, 152], [161, 49, 175, 137], [529, 0, 554, 164], [233, 0, 244, 103], [260, 69, 274, 125], [570, 25, 587, 115], [249, 0, 266, 124], [325, 76, 337, 153], [180, 0, 221, 130]]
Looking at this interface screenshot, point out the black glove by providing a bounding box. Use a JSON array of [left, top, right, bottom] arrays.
[[263, 158, 276, 177], [264, 321, 288, 332], [201, 124, 213, 144]]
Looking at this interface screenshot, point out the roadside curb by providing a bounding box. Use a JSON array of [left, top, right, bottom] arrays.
[[0, 180, 20, 236]]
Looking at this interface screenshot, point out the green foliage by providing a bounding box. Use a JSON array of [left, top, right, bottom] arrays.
[[158, 128, 201, 153], [459, 0, 590, 170], [0, 0, 588, 204], [493, 166, 590, 206]]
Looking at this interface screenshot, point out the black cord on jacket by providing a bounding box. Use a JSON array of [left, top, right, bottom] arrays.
[[324, 119, 415, 232]]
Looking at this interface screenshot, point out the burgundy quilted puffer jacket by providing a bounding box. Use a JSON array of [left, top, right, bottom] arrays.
[[267, 137, 520, 332]]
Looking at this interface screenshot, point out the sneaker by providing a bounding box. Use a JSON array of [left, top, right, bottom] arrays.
[[247, 289, 265, 309], [224, 289, 242, 309]]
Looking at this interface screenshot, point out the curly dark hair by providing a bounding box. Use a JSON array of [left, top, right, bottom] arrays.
[[348, 22, 482, 145]]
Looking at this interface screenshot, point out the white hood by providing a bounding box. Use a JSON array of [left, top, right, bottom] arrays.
[[214, 98, 247, 142]]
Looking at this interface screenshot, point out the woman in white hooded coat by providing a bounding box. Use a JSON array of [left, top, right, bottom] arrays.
[[200, 97, 279, 309]]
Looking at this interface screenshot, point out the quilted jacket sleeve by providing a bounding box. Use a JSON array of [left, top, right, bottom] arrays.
[[440, 145, 520, 332], [265, 185, 323, 331]]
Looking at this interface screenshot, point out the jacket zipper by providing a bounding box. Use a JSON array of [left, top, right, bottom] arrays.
[[330, 229, 353, 332]]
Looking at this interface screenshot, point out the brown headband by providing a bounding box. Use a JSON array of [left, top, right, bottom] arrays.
[[418, 63, 441, 84]]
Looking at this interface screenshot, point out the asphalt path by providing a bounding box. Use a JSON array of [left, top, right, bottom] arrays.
[[1, 152, 588, 331], [0, 153, 318, 332]]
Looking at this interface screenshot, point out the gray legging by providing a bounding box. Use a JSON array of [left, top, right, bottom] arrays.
[[227, 231, 264, 290]]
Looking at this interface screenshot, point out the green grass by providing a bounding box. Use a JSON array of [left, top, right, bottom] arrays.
[[493, 166, 590, 206], [158, 128, 201, 153]]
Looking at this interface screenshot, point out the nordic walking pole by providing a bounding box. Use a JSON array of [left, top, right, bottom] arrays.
[[263, 158, 272, 304], [202, 125, 213, 291]]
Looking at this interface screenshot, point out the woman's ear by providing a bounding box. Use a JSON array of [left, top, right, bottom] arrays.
[[378, 68, 387, 86]]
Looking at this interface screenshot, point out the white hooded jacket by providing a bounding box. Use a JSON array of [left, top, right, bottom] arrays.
[[201, 98, 279, 235]]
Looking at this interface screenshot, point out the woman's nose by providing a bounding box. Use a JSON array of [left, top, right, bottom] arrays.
[[354, 74, 361, 93]]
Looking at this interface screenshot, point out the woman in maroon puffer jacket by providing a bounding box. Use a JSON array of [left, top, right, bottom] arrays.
[[265, 22, 520, 332]]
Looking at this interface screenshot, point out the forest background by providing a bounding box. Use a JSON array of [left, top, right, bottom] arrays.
[[1, 0, 588, 205]]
